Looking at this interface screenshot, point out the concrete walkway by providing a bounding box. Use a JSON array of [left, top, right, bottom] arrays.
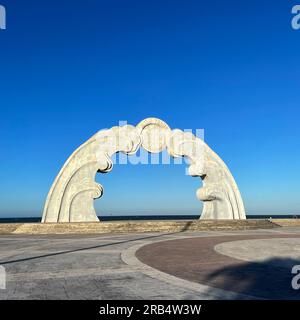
[[0, 227, 299, 299]]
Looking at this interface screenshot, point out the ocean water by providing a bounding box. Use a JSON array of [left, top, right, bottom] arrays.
[[0, 214, 298, 223]]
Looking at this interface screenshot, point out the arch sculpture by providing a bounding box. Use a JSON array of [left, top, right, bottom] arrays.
[[42, 118, 246, 223]]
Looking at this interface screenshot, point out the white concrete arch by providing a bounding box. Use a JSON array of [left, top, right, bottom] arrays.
[[42, 118, 246, 223]]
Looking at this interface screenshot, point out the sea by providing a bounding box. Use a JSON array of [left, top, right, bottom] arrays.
[[0, 214, 298, 223]]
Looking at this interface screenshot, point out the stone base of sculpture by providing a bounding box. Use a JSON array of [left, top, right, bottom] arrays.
[[3, 219, 281, 236]]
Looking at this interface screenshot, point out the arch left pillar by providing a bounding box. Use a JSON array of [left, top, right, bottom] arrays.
[[42, 125, 141, 222]]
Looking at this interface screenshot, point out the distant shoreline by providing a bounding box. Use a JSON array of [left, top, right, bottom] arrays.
[[0, 214, 298, 223]]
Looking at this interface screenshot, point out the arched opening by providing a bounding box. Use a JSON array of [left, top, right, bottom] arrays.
[[95, 148, 202, 220]]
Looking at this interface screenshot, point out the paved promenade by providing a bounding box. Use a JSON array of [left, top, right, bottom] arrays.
[[0, 227, 300, 299]]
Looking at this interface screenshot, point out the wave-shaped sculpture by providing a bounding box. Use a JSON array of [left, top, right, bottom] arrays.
[[42, 118, 246, 222]]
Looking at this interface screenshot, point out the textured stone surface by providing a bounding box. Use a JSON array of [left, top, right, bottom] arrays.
[[0, 219, 278, 235], [214, 238, 300, 268], [136, 232, 300, 300], [0, 228, 300, 300], [42, 118, 246, 223], [270, 219, 300, 227]]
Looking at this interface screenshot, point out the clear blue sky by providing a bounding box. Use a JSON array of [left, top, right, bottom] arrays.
[[0, 0, 299, 217]]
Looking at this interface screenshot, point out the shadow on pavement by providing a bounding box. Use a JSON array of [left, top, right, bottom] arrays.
[[204, 257, 300, 300], [0, 222, 195, 265]]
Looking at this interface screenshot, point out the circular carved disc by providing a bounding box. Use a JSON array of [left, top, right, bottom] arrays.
[[136, 118, 171, 153]]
